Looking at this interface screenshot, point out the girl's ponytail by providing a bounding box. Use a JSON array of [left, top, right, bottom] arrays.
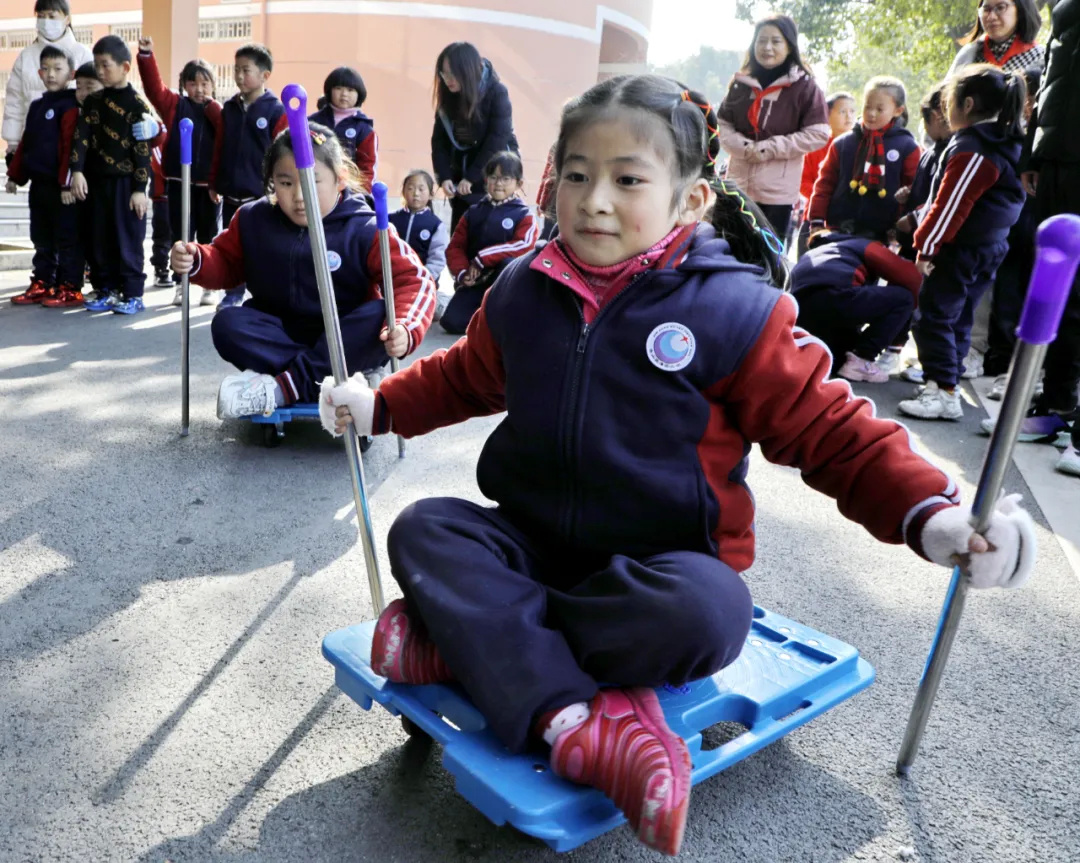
[[999, 71, 1026, 140], [677, 89, 789, 289]]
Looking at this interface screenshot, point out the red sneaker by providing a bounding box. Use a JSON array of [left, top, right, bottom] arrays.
[[550, 688, 692, 856], [11, 279, 51, 305], [370, 598, 453, 684], [42, 286, 85, 307]]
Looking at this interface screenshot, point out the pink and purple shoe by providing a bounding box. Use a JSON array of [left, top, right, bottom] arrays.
[[370, 598, 453, 684]]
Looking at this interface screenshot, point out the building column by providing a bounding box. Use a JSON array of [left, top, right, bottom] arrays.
[[141, 0, 199, 88]]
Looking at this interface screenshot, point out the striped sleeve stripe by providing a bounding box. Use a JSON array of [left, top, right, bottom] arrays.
[[922, 153, 983, 256], [476, 216, 539, 262]]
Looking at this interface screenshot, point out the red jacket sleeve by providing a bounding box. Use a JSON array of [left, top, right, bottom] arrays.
[[799, 144, 827, 201], [446, 217, 470, 278], [864, 240, 922, 301], [56, 107, 79, 188], [354, 130, 377, 184], [376, 293, 507, 436], [807, 139, 840, 224], [716, 293, 960, 558], [189, 207, 246, 290], [363, 224, 437, 354], [8, 138, 26, 186], [914, 151, 1001, 258], [136, 51, 178, 131], [273, 114, 289, 138], [475, 213, 539, 270], [900, 145, 921, 189]]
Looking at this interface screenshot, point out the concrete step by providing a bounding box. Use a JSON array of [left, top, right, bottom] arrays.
[[0, 218, 31, 238], [0, 246, 34, 271]]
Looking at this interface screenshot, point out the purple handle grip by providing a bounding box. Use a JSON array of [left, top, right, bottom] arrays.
[[372, 181, 389, 230], [1017, 214, 1080, 344], [281, 84, 314, 170], [178, 117, 193, 166]]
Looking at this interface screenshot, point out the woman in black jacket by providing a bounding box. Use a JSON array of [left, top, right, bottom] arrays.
[[431, 42, 519, 230]]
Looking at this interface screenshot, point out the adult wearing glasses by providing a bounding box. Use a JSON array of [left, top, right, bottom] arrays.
[[949, 0, 1044, 75], [431, 42, 520, 232]]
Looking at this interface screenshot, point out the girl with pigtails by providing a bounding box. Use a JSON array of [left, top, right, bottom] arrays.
[[319, 75, 1037, 857]]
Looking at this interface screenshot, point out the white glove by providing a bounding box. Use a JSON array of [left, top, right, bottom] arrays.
[[318, 373, 374, 438], [921, 494, 1036, 589], [132, 114, 161, 142]]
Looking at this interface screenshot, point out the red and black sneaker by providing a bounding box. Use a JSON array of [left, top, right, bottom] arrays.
[[42, 285, 85, 307], [550, 688, 692, 856], [11, 279, 51, 305], [370, 598, 454, 684]]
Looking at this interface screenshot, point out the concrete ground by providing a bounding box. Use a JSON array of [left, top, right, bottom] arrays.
[[1, 264, 1078, 863]]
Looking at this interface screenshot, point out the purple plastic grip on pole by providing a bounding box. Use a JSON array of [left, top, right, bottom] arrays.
[[372, 182, 389, 230], [1017, 214, 1080, 344], [178, 118, 193, 166], [281, 84, 314, 170]]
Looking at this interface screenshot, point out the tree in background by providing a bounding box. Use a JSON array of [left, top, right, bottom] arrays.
[[650, 46, 744, 106]]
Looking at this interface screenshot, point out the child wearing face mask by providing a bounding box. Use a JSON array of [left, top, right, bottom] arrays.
[[137, 36, 224, 305], [308, 67, 378, 183], [440, 151, 537, 334], [169, 126, 436, 420], [2, 0, 93, 168]]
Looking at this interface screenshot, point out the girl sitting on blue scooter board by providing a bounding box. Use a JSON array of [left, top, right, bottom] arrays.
[[321, 75, 1037, 857], [170, 124, 436, 418]]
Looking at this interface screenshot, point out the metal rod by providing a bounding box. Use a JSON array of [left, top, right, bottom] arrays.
[[372, 182, 405, 458]]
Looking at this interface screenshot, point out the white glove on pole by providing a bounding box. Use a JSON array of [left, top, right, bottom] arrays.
[[921, 494, 1036, 589], [319, 373, 375, 438]]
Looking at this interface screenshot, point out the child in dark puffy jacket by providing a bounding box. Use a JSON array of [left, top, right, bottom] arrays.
[[319, 74, 1036, 858], [308, 66, 377, 182], [169, 125, 436, 419]]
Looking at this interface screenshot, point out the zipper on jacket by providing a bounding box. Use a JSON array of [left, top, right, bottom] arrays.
[[405, 211, 415, 243]]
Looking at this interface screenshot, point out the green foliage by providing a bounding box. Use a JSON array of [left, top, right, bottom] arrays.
[[649, 46, 745, 105]]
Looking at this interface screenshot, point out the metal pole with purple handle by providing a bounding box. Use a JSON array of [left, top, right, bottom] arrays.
[[371, 181, 405, 459], [178, 117, 193, 438], [896, 213, 1080, 774], [282, 84, 385, 616]]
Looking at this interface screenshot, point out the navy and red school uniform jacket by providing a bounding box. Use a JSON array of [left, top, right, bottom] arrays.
[[137, 50, 222, 186], [373, 222, 960, 571], [8, 89, 80, 188], [210, 90, 288, 200], [914, 122, 1024, 258], [307, 105, 377, 181], [808, 123, 921, 239], [388, 206, 442, 263], [189, 192, 437, 353], [446, 196, 537, 279], [791, 234, 922, 302]]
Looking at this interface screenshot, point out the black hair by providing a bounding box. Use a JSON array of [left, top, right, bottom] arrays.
[[553, 74, 787, 288], [39, 44, 72, 69], [323, 66, 367, 108], [74, 61, 97, 81], [744, 15, 814, 79], [34, 0, 69, 15], [920, 82, 947, 123], [402, 169, 435, 194], [944, 63, 1027, 138], [865, 75, 907, 108], [180, 59, 215, 96], [93, 35, 130, 65], [433, 42, 485, 121], [484, 151, 524, 182], [262, 122, 366, 196], [961, 0, 1042, 45], [236, 43, 273, 74], [826, 91, 855, 111]]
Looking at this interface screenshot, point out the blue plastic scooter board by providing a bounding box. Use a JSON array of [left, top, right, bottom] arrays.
[[247, 404, 373, 450], [323, 605, 875, 852]]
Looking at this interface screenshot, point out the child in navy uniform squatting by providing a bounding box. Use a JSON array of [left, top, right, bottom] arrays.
[[210, 43, 287, 309], [69, 35, 154, 315], [807, 76, 921, 243], [898, 64, 1026, 422], [792, 232, 921, 382], [170, 126, 436, 419], [308, 66, 377, 182], [389, 169, 449, 320], [7, 45, 82, 307], [137, 36, 223, 306], [441, 151, 537, 334], [320, 75, 1036, 857]]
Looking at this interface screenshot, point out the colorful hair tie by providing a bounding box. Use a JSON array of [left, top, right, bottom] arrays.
[[678, 89, 721, 177], [310, 130, 326, 146]]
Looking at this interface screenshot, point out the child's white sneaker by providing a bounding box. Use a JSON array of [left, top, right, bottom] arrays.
[[875, 349, 903, 376], [199, 288, 220, 306], [838, 351, 889, 383], [961, 348, 984, 379], [433, 290, 452, 322], [898, 380, 963, 420], [217, 370, 278, 419], [171, 283, 203, 306], [900, 365, 925, 384], [1056, 445, 1080, 478]]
